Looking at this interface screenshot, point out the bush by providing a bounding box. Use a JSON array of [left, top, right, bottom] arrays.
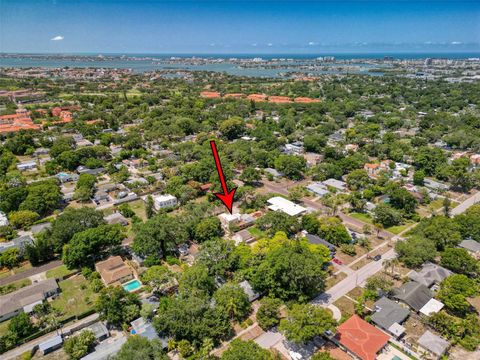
[[256, 297, 282, 330], [340, 244, 356, 256]]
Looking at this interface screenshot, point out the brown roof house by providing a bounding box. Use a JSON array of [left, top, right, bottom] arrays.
[[95, 256, 133, 286]]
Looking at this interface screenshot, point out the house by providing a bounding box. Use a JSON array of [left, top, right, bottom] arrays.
[[364, 163, 380, 177], [419, 298, 444, 317], [283, 142, 304, 155], [80, 335, 127, 360], [131, 317, 168, 348], [152, 194, 177, 210], [264, 168, 284, 179], [95, 256, 133, 286], [458, 239, 480, 259], [335, 315, 390, 360], [306, 182, 329, 197], [38, 334, 63, 355], [322, 178, 347, 192], [371, 297, 410, 338], [0, 279, 59, 322], [33, 147, 49, 156], [30, 222, 52, 235], [239, 280, 260, 302], [218, 212, 255, 230], [393, 281, 433, 312], [0, 211, 8, 227], [408, 262, 452, 288], [85, 322, 110, 342], [104, 212, 128, 226], [56, 172, 79, 183], [305, 234, 336, 254], [16, 160, 37, 172], [77, 166, 106, 176], [424, 179, 449, 192], [267, 196, 307, 217], [417, 331, 450, 359], [0, 235, 34, 254], [303, 152, 322, 167], [232, 229, 255, 244]]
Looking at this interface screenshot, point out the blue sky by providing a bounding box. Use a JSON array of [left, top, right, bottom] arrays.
[[1, 1, 479, 54]]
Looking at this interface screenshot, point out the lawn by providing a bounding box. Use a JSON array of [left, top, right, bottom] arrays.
[[248, 226, 266, 239], [0, 278, 31, 294], [46, 265, 77, 280], [0, 319, 11, 337], [50, 275, 97, 320], [129, 199, 147, 221], [325, 272, 347, 290], [387, 221, 416, 235], [349, 212, 373, 224]]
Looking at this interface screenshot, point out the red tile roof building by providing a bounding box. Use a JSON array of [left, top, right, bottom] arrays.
[[268, 96, 293, 103], [51, 105, 80, 117], [294, 97, 321, 103], [0, 109, 40, 134], [200, 91, 221, 99], [335, 315, 390, 360], [247, 94, 267, 102]]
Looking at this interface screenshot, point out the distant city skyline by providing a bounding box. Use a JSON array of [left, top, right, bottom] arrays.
[[1, 0, 479, 54]]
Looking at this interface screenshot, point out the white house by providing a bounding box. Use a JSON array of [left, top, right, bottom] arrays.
[[0, 211, 8, 227], [153, 194, 177, 210], [267, 196, 307, 217], [16, 160, 37, 172]]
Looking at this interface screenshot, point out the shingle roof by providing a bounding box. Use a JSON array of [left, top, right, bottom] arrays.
[[95, 256, 133, 285], [408, 262, 452, 287], [418, 331, 449, 356], [393, 281, 432, 311], [0, 279, 58, 317], [459, 239, 480, 253], [371, 297, 410, 330], [336, 315, 390, 360]]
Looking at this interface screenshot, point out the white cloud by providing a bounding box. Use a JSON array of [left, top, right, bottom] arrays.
[[251, 43, 257, 47], [308, 41, 316, 46], [267, 43, 273, 47], [51, 35, 64, 41], [451, 41, 462, 45]]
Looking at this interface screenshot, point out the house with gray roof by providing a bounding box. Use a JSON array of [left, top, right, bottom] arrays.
[[371, 297, 410, 338], [38, 334, 63, 355], [458, 239, 480, 258], [408, 262, 452, 288], [0, 235, 34, 254], [0, 278, 59, 322], [393, 281, 433, 312], [239, 280, 260, 302], [305, 234, 336, 254], [417, 331, 450, 359]]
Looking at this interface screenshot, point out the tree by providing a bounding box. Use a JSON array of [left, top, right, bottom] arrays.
[[178, 263, 215, 296], [373, 203, 402, 228], [24, 234, 55, 266], [48, 207, 105, 251], [301, 214, 320, 234], [447, 157, 475, 191], [20, 180, 62, 217], [62, 224, 124, 269], [194, 216, 222, 242], [96, 287, 141, 327], [213, 283, 251, 321], [274, 155, 306, 180], [311, 353, 336, 360], [113, 336, 168, 360], [219, 117, 245, 140], [288, 185, 305, 203], [454, 204, 480, 241], [74, 173, 96, 202], [141, 265, 177, 294], [438, 275, 478, 316], [8, 210, 39, 229], [153, 295, 231, 348], [256, 211, 300, 238], [414, 146, 447, 176], [133, 214, 188, 258], [440, 248, 479, 277], [413, 170, 425, 186], [346, 169, 370, 191], [256, 297, 282, 330], [196, 238, 237, 277], [318, 217, 352, 245], [221, 339, 274, 360], [395, 236, 436, 268], [240, 167, 261, 185], [303, 134, 327, 153], [388, 187, 417, 215], [63, 330, 96, 360], [8, 312, 35, 340], [347, 191, 366, 212], [412, 216, 462, 250], [249, 235, 327, 302], [279, 304, 336, 344], [0, 248, 21, 269], [146, 195, 154, 219]]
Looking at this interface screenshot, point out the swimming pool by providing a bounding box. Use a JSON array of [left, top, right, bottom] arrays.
[[123, 279, 142, 292]]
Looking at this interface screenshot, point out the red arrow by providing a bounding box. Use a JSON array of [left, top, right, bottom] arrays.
[[210, 140, 236, 213]]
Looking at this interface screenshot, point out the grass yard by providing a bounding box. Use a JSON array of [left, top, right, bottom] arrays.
[[333, 296, 355, 322], [349, 212, 373, 224], [46, 265, 77, 280], [130, 199, 147, 221], [0, 278, 31, 295], [325, 272, 347, 290], [248, 226, 266, 239], [51, 275, 97, 320], [0, 319, 12, 337], [387, 221, 416, 235]]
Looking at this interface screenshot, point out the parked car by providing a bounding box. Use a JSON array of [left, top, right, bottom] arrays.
[[332, 258, 343, 265], [373, 254, 382, 261]]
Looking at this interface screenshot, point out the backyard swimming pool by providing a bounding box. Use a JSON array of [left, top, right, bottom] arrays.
[[123, 279, 142, 292]]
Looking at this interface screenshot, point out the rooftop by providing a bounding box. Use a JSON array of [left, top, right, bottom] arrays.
[[95, 256, 133, 286], [393, 281, 432, 311], [371, 297, 410, 331], [336, 314, 390, 360], [417, 331, 450, 357], [267, 196, 307, 217], [408, 262, 452, 287], [459, 239, 480, 252]]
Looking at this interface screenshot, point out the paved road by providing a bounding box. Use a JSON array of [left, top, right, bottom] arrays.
[[0, 260, 63, 286], [3, 313, 100, 360], [451, 191, 480, 215]]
